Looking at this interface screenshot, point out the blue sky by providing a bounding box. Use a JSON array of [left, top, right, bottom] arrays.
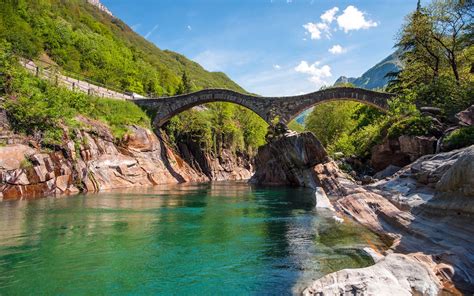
[[101, 0, 419, 96]]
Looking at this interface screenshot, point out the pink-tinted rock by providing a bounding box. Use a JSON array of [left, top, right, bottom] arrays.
[[0, 145, 35, 170]]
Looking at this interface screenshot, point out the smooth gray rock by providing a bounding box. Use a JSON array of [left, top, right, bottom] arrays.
[[302, 253, 440, 296]]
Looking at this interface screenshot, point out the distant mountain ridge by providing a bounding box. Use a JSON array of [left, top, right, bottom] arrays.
[[334, 49, 404, 90]]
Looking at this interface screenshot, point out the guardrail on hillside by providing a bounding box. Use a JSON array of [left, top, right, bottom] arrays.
[[20, 59, 133, 101]]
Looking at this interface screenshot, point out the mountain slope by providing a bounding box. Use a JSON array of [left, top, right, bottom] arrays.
[[0, 0, 244, 96], [335, 49, 404, 90]]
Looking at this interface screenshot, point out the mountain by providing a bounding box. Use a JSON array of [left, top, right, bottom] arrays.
[[0, 0, 245, 96], [334, 49, 404, 90]]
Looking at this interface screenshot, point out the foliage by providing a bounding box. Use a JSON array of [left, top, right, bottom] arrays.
[[165, 103, 267, 155], [390, 0, 473, 117], [305, 102, 361, 147], [304, 101, 388, 157], [288, 120, 305, 133], [19, 158, 33, 170], [0, 0, 268, 155], [0, 0, 244, 96], [443, 126, 474, 150], [0, 45, 150, 145], [386, 115, 433, 138]]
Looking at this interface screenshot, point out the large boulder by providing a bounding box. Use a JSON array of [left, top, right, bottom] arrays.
[[250, 132, 329, 188], [303, 253, 441, 296], [425, 146, 474, 215], [371, 136, 436, 171]]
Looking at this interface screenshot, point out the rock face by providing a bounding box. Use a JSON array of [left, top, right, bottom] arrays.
[[176, 140, 253, 181], [0, 119, 211, 200], [365, 146, 474, 293], [250, 132, 329, 188], [249, 131, 473, 293], [371, 135, 437, 171]]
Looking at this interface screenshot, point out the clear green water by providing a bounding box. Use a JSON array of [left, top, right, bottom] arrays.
[[0, 182, 383, 295]]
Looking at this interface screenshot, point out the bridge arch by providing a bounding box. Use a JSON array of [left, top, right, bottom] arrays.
[[284, 97, 390, 125], [132, 87, 395, 128]]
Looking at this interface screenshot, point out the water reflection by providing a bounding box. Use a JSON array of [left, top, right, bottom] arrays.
[[0, 181, 381, 295]]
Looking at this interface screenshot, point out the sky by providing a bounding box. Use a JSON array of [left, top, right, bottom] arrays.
[[101, 0, 419, 96]]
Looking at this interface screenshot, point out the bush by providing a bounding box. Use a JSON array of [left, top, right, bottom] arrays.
[[443, 126, 474, 150], [387, 115, 432, 139], [1, 55, 150, 145]]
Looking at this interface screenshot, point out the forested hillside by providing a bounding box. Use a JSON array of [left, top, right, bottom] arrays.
[[0, 0, 244, 96]]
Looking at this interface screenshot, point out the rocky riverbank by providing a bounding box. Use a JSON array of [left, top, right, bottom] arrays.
[[251, 131, 473, 295], [0, 116, 252, 200]]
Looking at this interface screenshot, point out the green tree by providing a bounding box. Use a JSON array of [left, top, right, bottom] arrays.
[[176, 71, 193, 95]]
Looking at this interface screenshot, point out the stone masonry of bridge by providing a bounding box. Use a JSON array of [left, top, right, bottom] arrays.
[[133, 87, 395, 128]]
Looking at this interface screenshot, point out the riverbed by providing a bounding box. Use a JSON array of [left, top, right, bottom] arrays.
[[0, 181, 384, 295]]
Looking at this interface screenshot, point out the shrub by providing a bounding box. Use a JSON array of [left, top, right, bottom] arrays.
[[443, 126, 474, 150], [1, 55, 150, 145], [387, 115, 432, 139]]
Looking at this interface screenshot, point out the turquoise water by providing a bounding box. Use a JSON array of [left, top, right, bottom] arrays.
[[0, 182, 382, 295]]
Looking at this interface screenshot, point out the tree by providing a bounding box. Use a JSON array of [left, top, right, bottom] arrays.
[[396, 2, 442, 83], [176, 71, 193, 95], [429, 0, 473, 82]]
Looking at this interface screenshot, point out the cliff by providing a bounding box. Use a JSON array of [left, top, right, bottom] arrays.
[[0, 117, 252, 200]]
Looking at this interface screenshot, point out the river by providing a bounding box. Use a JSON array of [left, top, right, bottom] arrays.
[[0, 181, 384, 295]]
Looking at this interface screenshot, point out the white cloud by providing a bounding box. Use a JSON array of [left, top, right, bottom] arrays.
[[294, 61, 332, 85], [320, 7, 339, 23], [328, 44, 345, 54], [303, 22, 330, 40], [303, 7, 339, 40], [145, 24, 159, 39], [273, 64, 281, 70], [302, 5, 377, 41], [336, 5, 377, 33]]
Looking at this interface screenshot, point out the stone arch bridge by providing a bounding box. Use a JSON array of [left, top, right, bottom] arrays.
[[133, 87, 395, 128]]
